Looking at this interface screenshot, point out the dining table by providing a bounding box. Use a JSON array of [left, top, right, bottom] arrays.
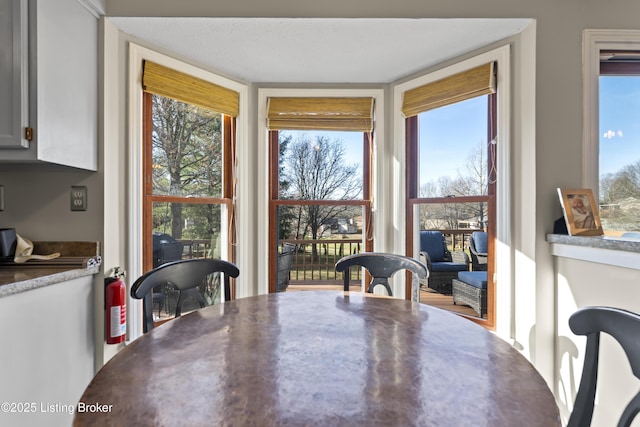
[[74, 291, 561, 426]]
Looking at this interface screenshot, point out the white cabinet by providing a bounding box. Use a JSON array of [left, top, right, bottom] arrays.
[[0, 0, 98, 171]]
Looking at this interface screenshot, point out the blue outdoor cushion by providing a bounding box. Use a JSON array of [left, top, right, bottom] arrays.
[[431, 262, 469, 272], [457, 271, 488, 289], [420, 231, 445, 261], [471, 231, 488, 254]]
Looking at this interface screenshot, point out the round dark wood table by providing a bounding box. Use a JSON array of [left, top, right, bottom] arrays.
[[74, 291, 560, 426]]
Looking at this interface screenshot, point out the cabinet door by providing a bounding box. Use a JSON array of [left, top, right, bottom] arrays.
[[0, 0, 29, 148], [33, 0, 98, 170]]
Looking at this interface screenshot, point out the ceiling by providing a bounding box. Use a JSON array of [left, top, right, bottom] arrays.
[[108, 17, 532, 83]]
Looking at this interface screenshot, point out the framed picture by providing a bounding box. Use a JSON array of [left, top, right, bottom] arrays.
[[557, 188, 604, 236]]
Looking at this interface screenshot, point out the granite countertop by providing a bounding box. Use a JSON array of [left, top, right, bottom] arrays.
[[0, 241, 101, 298], [0, 265, 100, 297], [546, 234, 640, 253]]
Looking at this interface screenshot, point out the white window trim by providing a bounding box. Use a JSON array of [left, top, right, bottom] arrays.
[[257, 88, 385, 296], [582, 29, 640, 193], [127, 43, 249, 341], [392, 45, 512, 334]]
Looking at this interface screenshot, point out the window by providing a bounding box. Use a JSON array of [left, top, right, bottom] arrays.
[[403, 62, 498, 324], [583, 30, 640, 236], [142, 61, 238, 320], [598, 51, 640, 234], [266, 97, 374, 292]]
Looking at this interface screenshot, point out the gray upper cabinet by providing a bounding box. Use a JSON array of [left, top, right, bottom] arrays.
[[0, 0, 98, 171], [0, 0, 29, 149]]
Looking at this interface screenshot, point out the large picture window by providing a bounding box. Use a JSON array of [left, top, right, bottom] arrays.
[[403, 62, 497, 325], [267, 97, 375, 293], [598, 51, 640, 234], [141, 61, 238, 323]]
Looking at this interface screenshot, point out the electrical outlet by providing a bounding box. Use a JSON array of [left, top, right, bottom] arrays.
[[71, 186, 88, 211]]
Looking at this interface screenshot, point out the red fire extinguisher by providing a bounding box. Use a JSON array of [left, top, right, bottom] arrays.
[[105, 267, 126, 344]]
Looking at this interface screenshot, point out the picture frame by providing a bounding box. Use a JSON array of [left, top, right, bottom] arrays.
[[557, 188, 604, 236]]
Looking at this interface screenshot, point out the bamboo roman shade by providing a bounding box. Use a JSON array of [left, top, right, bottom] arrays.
[[402, 62, 496, 117], [266, 97, 374, 131], [143, 60, 239, 117]]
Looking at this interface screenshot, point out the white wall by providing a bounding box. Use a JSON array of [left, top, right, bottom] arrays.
[[554, 255, 640, 426]]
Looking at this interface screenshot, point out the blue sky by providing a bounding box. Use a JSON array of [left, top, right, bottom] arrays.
[[599, 76, 640, 177], [280, 96, 488, 189], [418, 96, 488, 186]]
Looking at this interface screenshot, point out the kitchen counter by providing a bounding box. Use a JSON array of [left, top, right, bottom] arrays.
[[547, 233, 640, 270], [546, 233, 640, 252], [0, 241, 101, 298], [0, 264, 100, 297]]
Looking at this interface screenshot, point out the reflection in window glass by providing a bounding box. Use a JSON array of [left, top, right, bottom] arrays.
[[418, 96, 489, 198], [151, 94, 223, 198], [599, 76, 640, 233]]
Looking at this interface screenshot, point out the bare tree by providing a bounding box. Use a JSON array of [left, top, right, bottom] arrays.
[[600, 161, 640, 204], [418, 140, 488, 230], [599, 160, 640, 231], [452, 140, 489, 227], [282, 135, 361, 259]]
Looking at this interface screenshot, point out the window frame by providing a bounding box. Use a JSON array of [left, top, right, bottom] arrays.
[[393, 45, 511, 331], [141, 92, 236, 273], [267, 130, 374, 293], [582, 30, 640, 194], [258, 88, 385, 296], [127, 43, 249, 341], [405, 93, 497, 326]]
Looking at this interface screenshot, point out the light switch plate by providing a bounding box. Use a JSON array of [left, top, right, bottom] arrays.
[[71, 186, 88, 211]]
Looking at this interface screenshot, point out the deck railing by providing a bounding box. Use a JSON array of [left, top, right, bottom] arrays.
[[279, 238, 362, 283], [280, 229, 482, 285]]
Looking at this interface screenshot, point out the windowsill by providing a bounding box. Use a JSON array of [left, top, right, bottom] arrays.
[[547, 234, 640, 270]]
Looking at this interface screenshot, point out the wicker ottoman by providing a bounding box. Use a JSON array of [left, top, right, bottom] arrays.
[[452, 271, 487, 318]]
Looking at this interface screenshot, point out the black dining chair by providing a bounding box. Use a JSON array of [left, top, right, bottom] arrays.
[[131, 258, 240, 332], [567, 306, 640, 427], [335, 252, 428, 302]]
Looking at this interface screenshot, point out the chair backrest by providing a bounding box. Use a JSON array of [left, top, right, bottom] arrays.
[[335, 252, 428, 302], [470, 231, 488, 254], [131, 258, 240, 332], [419, 231, 448, 262], [568, 306, 640, 427]]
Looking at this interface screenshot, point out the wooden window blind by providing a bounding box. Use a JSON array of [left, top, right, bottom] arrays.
[[142, 60, 239, 117], [266, 97, 374, 131], [402, 62, 496, 117]]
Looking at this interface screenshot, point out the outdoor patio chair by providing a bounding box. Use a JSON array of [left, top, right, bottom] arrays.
[[418, 230, 469, 295], [567, 306, 640, 427], [335, 252, 428, 302], [131, 258, 239, 332], [469, 231, 488, 271], [276, 242, 296, 292], [452, 271, 487, 317]]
